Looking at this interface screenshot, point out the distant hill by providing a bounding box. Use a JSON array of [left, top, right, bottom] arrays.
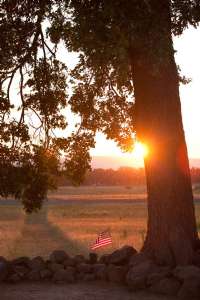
[[91, 156, 200, 170]]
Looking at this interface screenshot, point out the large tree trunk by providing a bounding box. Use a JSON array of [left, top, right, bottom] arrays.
[[131, 0, 198, 266]]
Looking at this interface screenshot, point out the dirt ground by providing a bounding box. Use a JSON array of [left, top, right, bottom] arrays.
[[1, 282, 176, 300]]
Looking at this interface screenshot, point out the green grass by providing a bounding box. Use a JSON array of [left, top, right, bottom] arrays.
[[0, 185, 200, 259]]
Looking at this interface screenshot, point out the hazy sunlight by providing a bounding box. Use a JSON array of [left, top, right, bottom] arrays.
[[133, 141, 149, 159]]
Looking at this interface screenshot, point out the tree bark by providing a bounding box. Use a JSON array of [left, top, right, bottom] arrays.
[[131, 0, 198, 266]]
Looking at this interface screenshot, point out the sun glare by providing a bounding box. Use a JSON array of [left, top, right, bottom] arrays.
[[133, 141, 149, 159]]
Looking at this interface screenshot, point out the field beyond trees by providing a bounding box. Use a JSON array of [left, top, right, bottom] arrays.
[[0, 185, 200, 259]]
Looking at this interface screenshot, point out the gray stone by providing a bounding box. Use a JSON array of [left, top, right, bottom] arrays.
[[52, 268, 75, 283], [8, 273, 21, 283], [193, 250, 200, 267], [109, 245, 137, 265], [178, 278, 200, 299], [93, 264, 107, 281], [63, 257, 76, 268], [174, 265, 200, 281], [12, 256, 31, 267], [88, 253, 98, 264], [50, 250, 68, 264], [126, 260, 158, 291], [28, 270, 41, 281], [73, 255, 85, 265], [48, 262, 64, 273], [129, 252, 151, 268], [77, 263, 93, 273], [83, 273, 96, 281], [0, 259, 9, 282], [147, 267, 172, 286], [40, 268, 52, 279], [150, 278, 181, 296], [29, 256, 46, 271], [14, 265, 29, 278], [107, 264, 127, 283], [99, 254, 110, 265]]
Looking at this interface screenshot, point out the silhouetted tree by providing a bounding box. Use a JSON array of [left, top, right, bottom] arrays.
[[1, 0, 200, 264]]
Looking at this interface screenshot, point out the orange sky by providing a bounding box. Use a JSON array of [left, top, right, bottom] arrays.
[[9, 26, 200, 168], [90, 27, 200, 166]]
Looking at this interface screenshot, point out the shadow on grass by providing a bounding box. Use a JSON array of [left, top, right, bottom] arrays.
[[8, 207, 88, 258]]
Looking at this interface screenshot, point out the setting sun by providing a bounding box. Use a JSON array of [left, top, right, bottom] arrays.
[[133, 141, 149, 159]]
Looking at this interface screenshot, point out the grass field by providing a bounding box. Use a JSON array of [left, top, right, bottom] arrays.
[[0, 185, 200, 259]]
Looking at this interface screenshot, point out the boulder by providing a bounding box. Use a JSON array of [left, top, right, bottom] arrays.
[[107, 264, 127, 283], [73, 255, 86, 265], [192, 250, 200, 268], [77, 263, 93, 274], [150, 278, 181, 296], [0, 259, 9, 282], [12, 256, 31, 268], [109, 245, 137, 265], [88, 253, 98, 264], [82, 273, 96, 281], [13, 265, 29, 278], [178, 278, 200, 299], [126, 260, 158, 291], [63, 257, 76, 268], [52, 268, 75, 283], [48, 262, 64, 273], [99, 254, 110, 265], [147, 267, 172, 286], [129, 252, 151, 268], [174, 265, 200, 281], [29, 256, 46, 271], [40, 268, 53, 279], [50, 250, 68, 264], [28, 270, 41, 281], [93, 264, 107, 280], [8, 273, 21, 283]]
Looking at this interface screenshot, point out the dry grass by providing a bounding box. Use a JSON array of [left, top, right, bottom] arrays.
[[0, 185, 200, 259]]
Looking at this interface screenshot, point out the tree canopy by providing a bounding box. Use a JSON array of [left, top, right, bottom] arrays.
[[0, 0, 200, 212]]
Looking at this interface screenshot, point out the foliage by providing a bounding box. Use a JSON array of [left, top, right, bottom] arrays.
[[0, 0, 200, 211]]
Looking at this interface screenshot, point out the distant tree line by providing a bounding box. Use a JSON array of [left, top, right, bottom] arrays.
[[57, 167, 200, 186]]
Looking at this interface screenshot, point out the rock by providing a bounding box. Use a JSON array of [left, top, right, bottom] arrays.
[[88, 253, 98, 264], [0, 258, 9, 282], [12, 256, 31, 268], [13, 265, 29, 278], [82, 273, 96, 281], [107, 264, 127, 283], [147, 267, 172, 286], [109, 245, 137, 265], [192, 250, 200, 268], [48, 262, 64, 273], [93, 264, 108, 280], [129, 252, 151, 268], [29, 256, 46, 271], [73, 255, 85, 265], [8, 273, 21, 283], [50, 250, 68, 264], [63, 257, 76, 268], [150, 278, 181, 296], [52, 268, 75, 283], [77, 263, 93, 273], [40, 268, 53, 279], [99, 254, 110, 265], [178, 278, 200, 299], [174, 265, 200, 281], [126, 260, 158, 291], [28, 270, 41, 281]]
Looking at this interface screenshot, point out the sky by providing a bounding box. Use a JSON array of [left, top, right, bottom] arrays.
[[9, 26, 200, 168], [89, 27, 200, 166]]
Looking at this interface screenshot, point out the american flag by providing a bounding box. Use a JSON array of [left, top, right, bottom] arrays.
[[91, 229, 112, 250]]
